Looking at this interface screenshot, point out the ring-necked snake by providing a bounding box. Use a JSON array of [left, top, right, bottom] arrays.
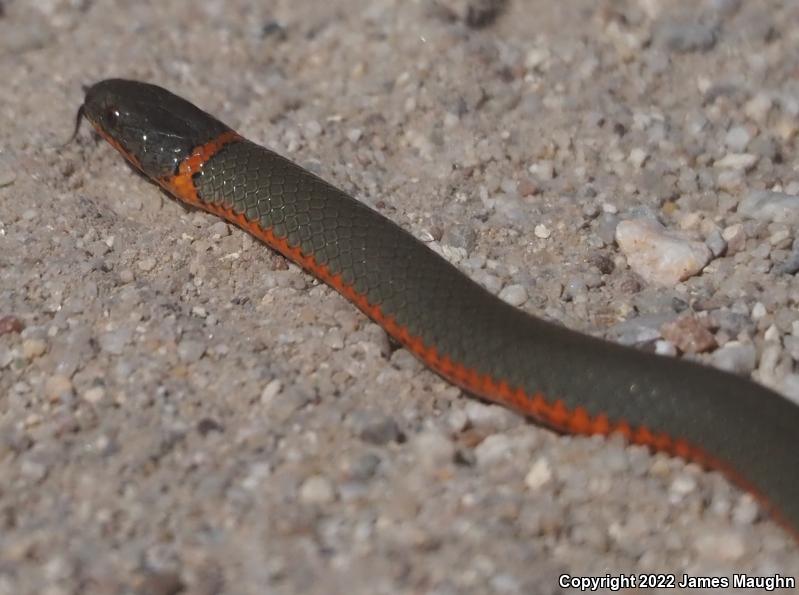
[[77, 79, 799, 540]]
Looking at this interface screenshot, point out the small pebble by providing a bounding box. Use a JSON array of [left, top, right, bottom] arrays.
[[738, 190, 799, 224], [177, 339, 205, 363], [346, 128, 362, 143], [82, 386, 106, 404], [138, 257, 157, 272], [660, 316, 716, 353], [352, 411, 402, 445], [721, 224, 746, 253], [724, 126, 752, 152], [694, 530, 745, 562], [20, 459, 48, 482], [0, 315, 24, 336], [731, 494, 760, 525], [99, 329, 131, 355], [208, 221, 230, 237], [299, 474, 336, 504], [744, 93, 773, 123], [751, 302, 767, 320], [563, 278, 587, 301], [770, 228, 791, 247], [474, 434, 513, 467], [524, 458, 552, 490], [528, 161, 554, 181], [323, 328, 345, 350], [118, 268, 135, 284], [669, 473, 697, 498], [411, 430, 455, 468], [782, 374, 799, 403], [533, 224, 551, 239], [44, 374, 73, 401], [445, 409, 469, 433], [499, 284, 528, 306], [136, 570, 184, 595], [341, 452, 380, 481], [436, 0, 509, 28], [654, 340, 677, 356], [22, 338, 47, 359], [606, 315, 666, 346], [197, 418, 224, 435], [464, 401, 519, 432], [628, 147, 648, 168], [714, 153, 758, 171], [260, 378, 283, 402], [616, 219, 711, 285], [764, 324, 780, 343], [441, 224, 477, 251], [655, 20, 718, 53], [304, 120, 322, 139], [705, 229, 726, 257], [777, 239, 799, 275], [711, 341, 757, 375], [716, 169, 744, 191]]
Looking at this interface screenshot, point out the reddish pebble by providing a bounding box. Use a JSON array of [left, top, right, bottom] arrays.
[[661, 315, 717, 354], [0, 315, 24, 336]]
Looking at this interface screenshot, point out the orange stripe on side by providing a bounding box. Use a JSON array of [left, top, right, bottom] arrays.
[[90, 121, 145, 172], [155, 133, 794, 539], [160, 131, 242, 200]]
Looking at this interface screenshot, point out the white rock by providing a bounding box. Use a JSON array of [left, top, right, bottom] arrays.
[[411, 430, 455, 468], [22, 339, 47, 359], [299, 475, 336, 504], [654, 340, 677, 356], [721, 224, 746, 253], [82, 386, 106, 404], [528, 161, 554, 180], [694, 530, 746, 562], [534, 224, 551, 239], [44, 374, 73, 401], [260, 378, 283, 402], [714, 153, 758, 170], [751, 302, 767, 320], [137, 257, 156, 272], [669, 473, 697, 500], [744, 93, 773, 122], [499, 284, 528, 306], [615, 219, 712, 285], [738, 190, 799, 224], [464, 401, 519, 432], [711, 341, 756, 374], [524, 458, 553, 490], [731, 494, 759, 525], [628, 147, 648, 168], [724, 126, 752, 152]]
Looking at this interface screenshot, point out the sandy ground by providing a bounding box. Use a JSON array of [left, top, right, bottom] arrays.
[[2, 0, 799, 593]]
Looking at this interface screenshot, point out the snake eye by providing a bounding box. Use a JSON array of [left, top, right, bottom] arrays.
[[105, 107, 120, 127]]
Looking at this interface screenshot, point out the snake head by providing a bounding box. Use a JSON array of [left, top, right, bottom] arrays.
[[80, 79, 231, 179]]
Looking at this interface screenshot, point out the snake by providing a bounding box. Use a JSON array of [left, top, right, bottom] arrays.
[[76, 78, 799, 540]]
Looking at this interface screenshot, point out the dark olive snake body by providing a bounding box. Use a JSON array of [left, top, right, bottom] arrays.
[[79, 79, 799, 540]]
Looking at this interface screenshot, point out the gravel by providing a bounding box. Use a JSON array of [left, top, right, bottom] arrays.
[[2, 0, 799, 593]]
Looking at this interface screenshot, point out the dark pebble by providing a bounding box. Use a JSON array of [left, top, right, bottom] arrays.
[[197, 418, 225, 436], [137, 570, 184, 595]]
